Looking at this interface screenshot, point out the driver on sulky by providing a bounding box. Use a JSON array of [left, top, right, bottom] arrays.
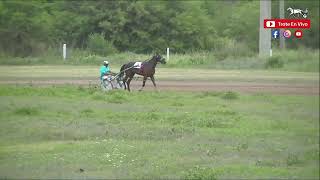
[[100, 60, 116, 80]]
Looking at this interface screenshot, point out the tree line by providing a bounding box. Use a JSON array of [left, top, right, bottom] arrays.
[[0, 0, 318, 57]]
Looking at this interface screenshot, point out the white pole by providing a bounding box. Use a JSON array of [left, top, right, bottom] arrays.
[[279, 0, 285, 49], [259, 0, 271, 57], [63, 44, 67, 60], [270, 49, 272, 57], [166, 47, 169, 61]]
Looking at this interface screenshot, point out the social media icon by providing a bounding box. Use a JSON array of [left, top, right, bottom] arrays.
[[272, 29, 280, 39], [266, 21, 276, 28], [294, 30, 303, 38], [283, 30, 291, 38]]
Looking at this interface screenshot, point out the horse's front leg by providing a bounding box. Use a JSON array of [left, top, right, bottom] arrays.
[[139, 76, 148, 91], [150, 75, 158, 91]]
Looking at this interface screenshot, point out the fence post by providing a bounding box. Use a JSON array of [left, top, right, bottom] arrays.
[[63, 44, 67, 60], [166, 47, 169, 61]]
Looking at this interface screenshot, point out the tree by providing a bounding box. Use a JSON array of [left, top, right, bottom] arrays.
[[0, 0, 318, 57]]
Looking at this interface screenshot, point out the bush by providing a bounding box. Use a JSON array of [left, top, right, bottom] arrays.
[[166, 51, 215, 67], [214, 56, 266, 69], [221, 91, 239, 100], [14, 107, 40, 116], [214, 38, 255, 60], [265, 56, 284, 69], [184, 166, 217, 180], [87, 33, 117, 56], [286, 153, 301, 166], [273, 48, 319, 72], [105, 90, 129, 104], [80, 108, 95, 117]]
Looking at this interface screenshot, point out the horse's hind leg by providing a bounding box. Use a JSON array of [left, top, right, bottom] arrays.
[[127, 77, 133, 92], [123, 75, 128, 90]]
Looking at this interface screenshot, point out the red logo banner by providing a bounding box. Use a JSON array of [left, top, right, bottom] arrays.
[[264, 19, 310, 29]]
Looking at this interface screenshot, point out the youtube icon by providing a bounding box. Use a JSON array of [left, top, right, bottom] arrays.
[[294, 30, 303, 38], [266, 21, 276, 28]]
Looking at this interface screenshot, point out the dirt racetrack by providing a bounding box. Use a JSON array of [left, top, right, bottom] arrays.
[[1, 79, 318, 95]]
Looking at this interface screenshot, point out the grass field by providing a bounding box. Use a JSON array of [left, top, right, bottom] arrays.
[[0, 66, 318, 85], [0, 85, 319, 179], [0, 49, 319, 72]]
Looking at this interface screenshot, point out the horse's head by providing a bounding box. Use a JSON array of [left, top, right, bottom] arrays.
[[152, 54, 166, 64], [287, 7, 293, 11]]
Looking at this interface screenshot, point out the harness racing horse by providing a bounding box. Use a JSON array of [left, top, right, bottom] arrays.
[[119, 54, 166, 91]]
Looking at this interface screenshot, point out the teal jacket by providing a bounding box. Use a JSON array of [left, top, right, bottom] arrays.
[[100, 66, 110, 80]]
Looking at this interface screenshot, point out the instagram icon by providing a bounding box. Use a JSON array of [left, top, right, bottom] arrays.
[[283, 30, 291, 38]]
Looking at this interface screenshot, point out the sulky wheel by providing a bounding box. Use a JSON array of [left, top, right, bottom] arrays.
[[101, 79, 113, 91]]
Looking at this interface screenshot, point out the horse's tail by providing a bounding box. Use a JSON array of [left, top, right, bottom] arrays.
[[119, 64, 126, 80]]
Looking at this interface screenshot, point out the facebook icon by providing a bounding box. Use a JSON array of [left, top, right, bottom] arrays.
[[272, 29, 280, 39]]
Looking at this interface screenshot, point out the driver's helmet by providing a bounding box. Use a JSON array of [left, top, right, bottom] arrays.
[[103, 61, 109, 66]]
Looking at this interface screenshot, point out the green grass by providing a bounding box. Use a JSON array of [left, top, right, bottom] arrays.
[[0, 85, 318, 179], [0, 66, 318, 85], [0, 49, 318, 72]]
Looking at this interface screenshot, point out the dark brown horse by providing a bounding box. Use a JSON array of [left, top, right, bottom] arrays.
[[119, 54, 166, 91]]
